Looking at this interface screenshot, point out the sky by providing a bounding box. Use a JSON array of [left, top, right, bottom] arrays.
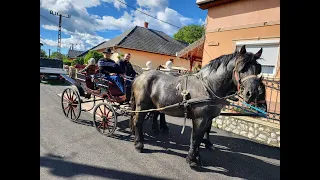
[[40, 0, 207, 55]]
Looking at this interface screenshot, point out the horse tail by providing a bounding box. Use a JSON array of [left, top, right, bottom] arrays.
[[129, 89, 136, 133]]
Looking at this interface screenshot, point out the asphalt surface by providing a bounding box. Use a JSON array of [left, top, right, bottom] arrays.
[[40, 82, 280, 180]]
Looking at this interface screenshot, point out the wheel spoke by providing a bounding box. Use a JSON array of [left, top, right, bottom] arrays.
[[70, 108, 73, 119], [71, 91, 75, 102], [98, 106, 103, 117], [104, 105, 106, 115], [64, 105, 70, 111], [98, 121, 103, 128], [66, 89, 71, 100], [66, 107, 71, 117], [71, 109, 76, 119]]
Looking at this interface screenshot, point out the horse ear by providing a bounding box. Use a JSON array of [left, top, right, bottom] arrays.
[[240, 45, 246, 54], [254, 48, 263, 59]]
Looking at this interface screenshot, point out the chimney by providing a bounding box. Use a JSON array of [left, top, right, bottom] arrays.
[[144, 22, 149, 29]]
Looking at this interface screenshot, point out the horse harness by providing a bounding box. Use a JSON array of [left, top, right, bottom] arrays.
[[178, 60, 258, 134]]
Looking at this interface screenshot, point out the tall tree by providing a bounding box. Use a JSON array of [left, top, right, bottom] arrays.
[[50, 52, 64, 59], [173, 25, 205, 44], [84, 50, 103, 64], [40, 49, 47, 57]]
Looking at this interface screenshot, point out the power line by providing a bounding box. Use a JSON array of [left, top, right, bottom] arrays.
[[115, 0, 181, 29], [114, 0, 211, 60], [40, 14, 58, 25]]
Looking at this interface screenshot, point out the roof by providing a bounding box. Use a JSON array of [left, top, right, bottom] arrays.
[[196, 0, 214, 5], [80, 26, 188, 57], [91, 27, 135, 51], [177, 36, 205, 58], [67, 49, 84, 58], [197, 0, 239, 9]]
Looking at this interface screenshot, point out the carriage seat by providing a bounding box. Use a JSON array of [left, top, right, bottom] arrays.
[[94, 70, 124, 97]]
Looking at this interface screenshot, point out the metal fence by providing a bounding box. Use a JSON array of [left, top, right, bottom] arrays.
[[223, 77, 280, 123]]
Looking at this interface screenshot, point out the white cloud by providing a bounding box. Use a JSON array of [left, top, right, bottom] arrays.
[[40, 0, 196, 52], [102, 0, 127, 10], [136, 0, 168, 11], [40, 31, 109, 51], [96, 11, 134, 31]]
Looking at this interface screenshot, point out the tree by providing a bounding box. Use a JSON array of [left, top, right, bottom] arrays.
[[40, 49, 47, 57], [50, 52, 64, 59], [84, 50, 103, 64], [73, 57, 85, 65], [173, 24, 205, 44]]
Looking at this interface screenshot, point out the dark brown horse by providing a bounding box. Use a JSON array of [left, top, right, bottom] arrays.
[[130, 45, 263, 169]]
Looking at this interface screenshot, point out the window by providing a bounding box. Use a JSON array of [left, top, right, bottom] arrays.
[[236, 39, 279, 76]]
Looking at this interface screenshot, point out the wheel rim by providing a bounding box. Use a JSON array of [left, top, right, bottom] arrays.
[[62, 88, 81, 121], [93, 103, 117, 136]]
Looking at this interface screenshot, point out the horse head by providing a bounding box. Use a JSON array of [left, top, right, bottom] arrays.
[[230, 45, 263, 103]]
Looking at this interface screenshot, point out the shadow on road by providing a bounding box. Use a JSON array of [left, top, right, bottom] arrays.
[[66, 114, 280, 179], [40, 154, 168, 180]]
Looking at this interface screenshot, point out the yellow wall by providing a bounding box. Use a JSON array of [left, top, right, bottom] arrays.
[[108, 48, 190, 69], [202, 0, 280, 108], [206, 0, 280, 31]]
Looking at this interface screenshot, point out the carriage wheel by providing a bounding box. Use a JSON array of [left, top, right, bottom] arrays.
[[93, 102, 117, 137], [61, 88, 82, 121]]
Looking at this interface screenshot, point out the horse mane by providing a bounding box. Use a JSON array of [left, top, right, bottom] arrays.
[[201, 52, 238, 73]]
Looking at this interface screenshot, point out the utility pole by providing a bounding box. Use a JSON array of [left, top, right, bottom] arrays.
[[50, 10, 71, 54], [48, 49, 51, 58]]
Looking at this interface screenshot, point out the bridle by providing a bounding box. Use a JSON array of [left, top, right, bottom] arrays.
[[233, 59, 258, 94]]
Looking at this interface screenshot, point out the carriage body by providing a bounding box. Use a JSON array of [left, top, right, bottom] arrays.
[[60, 71, 132, 137]]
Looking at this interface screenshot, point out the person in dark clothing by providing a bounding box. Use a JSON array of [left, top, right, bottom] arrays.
[[119, 53, 136, 77], [119, 53, 136, 102], [98, 48, 125, 94]]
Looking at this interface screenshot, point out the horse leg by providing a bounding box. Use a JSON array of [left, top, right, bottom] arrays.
[[159, 112, 169, 133], [202, 119, 215, 150], [151, 111, 160, 135], [186, 118, 208, 170], [133, 110, 147, 153]]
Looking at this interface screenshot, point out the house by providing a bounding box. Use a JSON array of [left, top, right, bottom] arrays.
[[78, 22, 190, 69], [197, 0, 280, 114], [197, 0, 280, 78], [176, 36, 204, 71], [67, 49, 84, 60]]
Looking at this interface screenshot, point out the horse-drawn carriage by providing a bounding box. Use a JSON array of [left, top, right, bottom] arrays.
[[61, 70, 134, 136], [60, 46, 270, 170]]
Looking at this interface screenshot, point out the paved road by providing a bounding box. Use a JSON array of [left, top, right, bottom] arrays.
[[40, 82, 280, 180]]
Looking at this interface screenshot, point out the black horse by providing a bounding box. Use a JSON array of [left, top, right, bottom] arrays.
[[150, 73, 268, 149], [130, 45, 263, 169]]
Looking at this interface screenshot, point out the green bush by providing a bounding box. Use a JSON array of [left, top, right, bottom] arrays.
[[73, 57, 84, 65], [84, 50, 103, 64], [63, 59, 73, 66]]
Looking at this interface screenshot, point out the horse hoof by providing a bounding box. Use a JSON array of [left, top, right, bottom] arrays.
[[187, 159, 201, 171], [135, 142, 144, 153]]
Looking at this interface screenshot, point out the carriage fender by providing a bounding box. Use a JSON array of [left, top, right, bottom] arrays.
[[60, 74, 85, 97]]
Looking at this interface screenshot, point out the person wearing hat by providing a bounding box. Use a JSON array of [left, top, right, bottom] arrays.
[[97, 48, 125, 94]]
